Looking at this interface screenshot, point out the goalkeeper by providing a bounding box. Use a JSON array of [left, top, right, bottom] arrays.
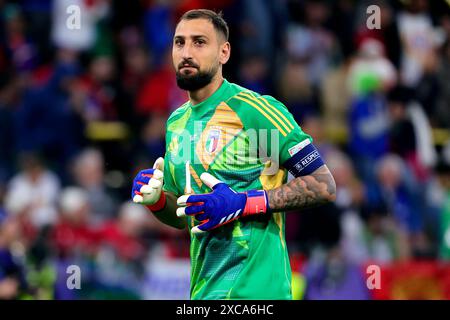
[[132, 9, 336, 300]]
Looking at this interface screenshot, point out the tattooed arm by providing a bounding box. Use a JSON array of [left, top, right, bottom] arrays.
[[267, 165, 336, 212]]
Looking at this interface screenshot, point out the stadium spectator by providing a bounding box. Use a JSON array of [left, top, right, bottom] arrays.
[[285, 0, 335, 111], [4, 153, 60, 230], [0, 213, 27, 299], [438, 144, 450, 259], [52, 187, 98, 257], [136, 51, 187, 117], [397, 0, 439, 89], [347, 38, 397, 96], [71, 148, 118, 222], [435, 39, 450, 128], [2, 4, 38, 73], [98, 201, 147, 261], [0, 75, 22, 183], [13, 51, 85, 177], [326, 151, 368, 264], [288, 0, 335, 86], [347, 77, 389, 183], [78, 54, 119, 121], [368, 154, 430, 258], [303, 246, 371, 300], [361, 203, 410, 262]]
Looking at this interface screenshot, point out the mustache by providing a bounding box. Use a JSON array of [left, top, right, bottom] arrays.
[[178, 60, 199, 69]]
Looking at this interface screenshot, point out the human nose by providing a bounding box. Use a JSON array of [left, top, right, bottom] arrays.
[[181, 41, 193, 59]]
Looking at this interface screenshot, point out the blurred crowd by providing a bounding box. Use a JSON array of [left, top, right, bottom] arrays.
[[0, 0, 450, 300]]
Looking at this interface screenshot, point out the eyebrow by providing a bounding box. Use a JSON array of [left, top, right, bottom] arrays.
[[173, 34, 209, 41]]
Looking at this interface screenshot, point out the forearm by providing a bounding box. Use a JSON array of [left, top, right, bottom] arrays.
[[267, 165, 336, 212], [150, 192, 186, 230]]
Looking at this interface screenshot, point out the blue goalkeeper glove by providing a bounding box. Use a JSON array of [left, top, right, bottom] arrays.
[[176, 173, 269, 234]]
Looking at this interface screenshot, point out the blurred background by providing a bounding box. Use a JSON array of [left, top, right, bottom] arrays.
[[0, 0, 450, 300]]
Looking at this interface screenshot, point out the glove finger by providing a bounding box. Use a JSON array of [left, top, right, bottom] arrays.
[[140, 178, 162, 195], [175, 205, 204, 217], [135, 175, 151, 185], [139, 169, 163, 181], [177, 194, 208, 206], [149, 178, 162, 188], [185, 194, 209, 205], [176, 207, 186, 217], [131, 180, 145, 199], [191, 219, 213, 234], [139, 168, 156, 176], [153, 157, 164, 171], [151, 169, 163, 182], [199, 172, 222, 190], [133, 194, 143, 203], [177, 195, 189, 206], [185, 204, 205, 216]]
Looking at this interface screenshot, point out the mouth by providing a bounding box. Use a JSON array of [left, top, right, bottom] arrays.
[[179, 63, 198, 71], [179, 66, 199, 75], [180, 66, 197, 71]]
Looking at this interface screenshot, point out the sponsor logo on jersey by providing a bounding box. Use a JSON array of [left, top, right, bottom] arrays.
[[288, 139, 311, 156]]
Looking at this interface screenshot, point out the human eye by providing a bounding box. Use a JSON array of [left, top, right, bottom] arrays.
[[174, 38, 184, 47], [194, 39, 205, 46]]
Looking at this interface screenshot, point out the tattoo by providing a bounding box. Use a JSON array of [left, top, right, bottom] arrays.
[[267, 165, 336, 212]]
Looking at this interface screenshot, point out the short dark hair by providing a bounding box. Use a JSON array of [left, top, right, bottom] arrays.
[[179, 9, 229, 41]]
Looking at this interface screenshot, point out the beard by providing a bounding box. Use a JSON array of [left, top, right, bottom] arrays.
[[176, 63, 218, 91]]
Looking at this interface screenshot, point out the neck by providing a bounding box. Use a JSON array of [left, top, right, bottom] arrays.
[[188, 74, 223, 105]]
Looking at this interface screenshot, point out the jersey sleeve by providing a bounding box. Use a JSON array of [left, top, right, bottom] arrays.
[[261, 95, 313, 165], [230, 92, 324, 176], [162, 127, 180, 196], [162, 155, 179, 195]]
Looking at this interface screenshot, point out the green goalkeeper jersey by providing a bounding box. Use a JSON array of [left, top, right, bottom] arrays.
[[163, 79, 312, 300]]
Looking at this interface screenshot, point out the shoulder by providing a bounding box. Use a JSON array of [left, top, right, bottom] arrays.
[[226, 89, 295, 135], [227, 89, 290, 116], [166, 101, 193, 133], [167, 101, 190, 123]]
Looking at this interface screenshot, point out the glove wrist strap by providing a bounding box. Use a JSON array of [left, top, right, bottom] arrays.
[[146, 191, 166, 212], [243, 190, 268, 216]]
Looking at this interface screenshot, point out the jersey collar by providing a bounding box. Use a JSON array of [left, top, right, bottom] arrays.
[[188, 78, 231, 112]]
